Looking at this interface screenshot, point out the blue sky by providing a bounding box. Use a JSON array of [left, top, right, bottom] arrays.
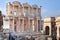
[[0, 0, 60, 19]]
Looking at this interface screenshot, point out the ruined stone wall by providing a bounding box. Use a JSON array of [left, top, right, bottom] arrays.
[[6, 1, 41, 32]]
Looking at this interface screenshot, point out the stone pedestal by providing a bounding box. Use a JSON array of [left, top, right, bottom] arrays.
[[34, 34, 50, 40], [48, 37, 52, 40]]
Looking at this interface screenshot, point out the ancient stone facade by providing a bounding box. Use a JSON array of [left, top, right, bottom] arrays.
[[55, 16, 60, 40], [43, 17, 60, 40], [5, 1, 41, 32]]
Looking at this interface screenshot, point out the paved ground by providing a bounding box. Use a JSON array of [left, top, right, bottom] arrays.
[[0, 31, 51, 40], [0, 32, 9, 40]]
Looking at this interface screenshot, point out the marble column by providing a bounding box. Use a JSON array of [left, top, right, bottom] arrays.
[[57, 27, 59, 40], [33, 20, 35, 32], [12, 17, 14, 32], [12, 5, 15, 32], [19, 18, 20, 32], [23, 18, 24, 32], [17, 18, 20, 32], [28, 18, 30, 32], [28, 7, 30, 32], [37, 19, 38, 32]]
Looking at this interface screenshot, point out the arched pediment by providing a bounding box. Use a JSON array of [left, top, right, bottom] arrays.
[[13, 1, 20, 4], [32, 4, 38, 8], [12, 1, 21, 6], [22, 2, 30, 7]]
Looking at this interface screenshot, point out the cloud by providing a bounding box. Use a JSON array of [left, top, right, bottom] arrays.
[[41, 7, 60, 19], [48, 10, 60, 16], [41, 7, 48, 14], [41, 7, 48, 18]]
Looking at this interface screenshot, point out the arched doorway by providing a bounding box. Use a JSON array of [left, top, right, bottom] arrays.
[[45, 26, 49, 35]]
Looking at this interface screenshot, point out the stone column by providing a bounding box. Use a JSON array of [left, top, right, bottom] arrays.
[[17, 17, 20, 32], [16, 7, 19, 32], [37, 7, 41, 31], [28, 18, 30, 32], [22, 18, 24, 32], [39, 7, 42, 30], [49, 26, 51, 36], [19, 17, 20, 32], [23, 6, 25, 31], [57, 27, 59, 40], [18, 6, 21, 32], [7, 3, 10, 16], [28, 7, 30, 32], [36, 8, 38, 17], [37, 19, 38, 32], [23, 6, 24, 32], [36, 8, 39, 32], [33, 20, 35, 32], [12, 16, 14, 32], [12, 6, 15, 32]]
